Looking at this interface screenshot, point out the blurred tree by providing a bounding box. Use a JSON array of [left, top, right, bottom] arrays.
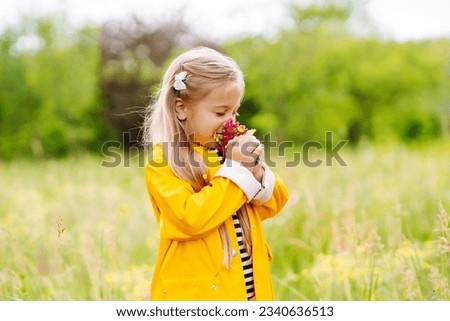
[[226, 1, 448, 145], [227, 2, 358, 143], [0, 3, 448, 160], [0, 27, 42, 159], [26, 18, 109, 156], [0, 16, 109, 159]]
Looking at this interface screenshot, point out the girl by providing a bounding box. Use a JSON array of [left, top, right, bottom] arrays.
[[143, 47, 289, 301]]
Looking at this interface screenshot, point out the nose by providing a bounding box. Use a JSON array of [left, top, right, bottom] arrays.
[[228, 111, 237, 122], [217, 116, 234, 134]]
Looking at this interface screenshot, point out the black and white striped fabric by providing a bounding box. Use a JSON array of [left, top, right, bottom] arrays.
[[232, 213, 255, 300]]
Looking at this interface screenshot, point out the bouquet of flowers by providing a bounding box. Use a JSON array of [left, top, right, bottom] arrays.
[[214, 118, 256, 158]]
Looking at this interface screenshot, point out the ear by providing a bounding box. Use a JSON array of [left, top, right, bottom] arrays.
[[175, 98, 187, 121]]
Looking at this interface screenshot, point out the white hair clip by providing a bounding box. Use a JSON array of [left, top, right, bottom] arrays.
[[173, 71, 188, 91]]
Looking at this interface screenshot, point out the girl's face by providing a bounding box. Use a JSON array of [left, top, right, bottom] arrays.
[[182, 83, 242, 147]]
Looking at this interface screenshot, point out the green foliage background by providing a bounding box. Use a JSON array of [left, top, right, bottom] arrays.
[[0, 4, 448, 159], [0, 17, 112, 159], [228, 5, 448, 145]]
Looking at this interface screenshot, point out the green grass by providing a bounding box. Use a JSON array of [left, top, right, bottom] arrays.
[[0, 141, 449, 300]]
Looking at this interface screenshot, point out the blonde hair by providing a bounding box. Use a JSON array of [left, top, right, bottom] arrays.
[[143, 47, 251, 268]]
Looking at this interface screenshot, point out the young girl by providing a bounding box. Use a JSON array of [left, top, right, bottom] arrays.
[[143, 47, 289, 301]]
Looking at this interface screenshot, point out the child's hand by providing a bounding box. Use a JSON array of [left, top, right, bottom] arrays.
[[252, 150, 265, 183], [226, 134, 264, 178]]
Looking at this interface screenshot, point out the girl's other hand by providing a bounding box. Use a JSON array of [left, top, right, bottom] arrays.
[[226, 134, 264, 180], [252, 150, 265, 183]]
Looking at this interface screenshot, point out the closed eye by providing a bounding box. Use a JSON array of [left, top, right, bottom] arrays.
[[215, 109, 239, 117]]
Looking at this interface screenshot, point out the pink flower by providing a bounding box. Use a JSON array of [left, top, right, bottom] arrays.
[[215, 119, 256, 158]]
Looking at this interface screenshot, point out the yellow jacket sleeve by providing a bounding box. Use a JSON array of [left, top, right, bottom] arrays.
[[255, 174, 289, 221], [145, 147, 248, 241]]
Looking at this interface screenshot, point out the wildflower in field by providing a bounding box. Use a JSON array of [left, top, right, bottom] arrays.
[[103, 264, 153, 300], [214, 118, 256, 158]]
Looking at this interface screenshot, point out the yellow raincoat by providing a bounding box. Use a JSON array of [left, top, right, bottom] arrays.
[[145, 144, 289, 300]]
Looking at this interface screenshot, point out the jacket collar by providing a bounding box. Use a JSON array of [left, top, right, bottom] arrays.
[[192, 145, 222, 176]]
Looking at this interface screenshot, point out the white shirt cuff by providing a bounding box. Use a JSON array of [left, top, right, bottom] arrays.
[[252, 164, 275, 204], [214, 159, 262, 203]]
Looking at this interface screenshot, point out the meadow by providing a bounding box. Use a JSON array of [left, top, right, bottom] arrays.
[[0, 141, 449, 300]]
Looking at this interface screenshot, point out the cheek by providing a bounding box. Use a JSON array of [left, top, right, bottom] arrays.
[[186, 115, 223, 139], [202, 125, 217, 137], [187, 123, 213, 138], [198, 125, 220, 141]]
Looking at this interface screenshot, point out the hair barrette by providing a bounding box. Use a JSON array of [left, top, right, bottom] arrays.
[[173, 71, 188, 91]]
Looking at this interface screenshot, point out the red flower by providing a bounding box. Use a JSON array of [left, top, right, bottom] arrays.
[[215, 119, 255, 158]]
